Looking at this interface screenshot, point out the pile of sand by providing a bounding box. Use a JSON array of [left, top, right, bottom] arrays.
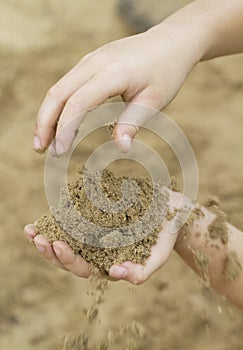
[[36, 167, 242, 283], [36, 167, 170, 273]]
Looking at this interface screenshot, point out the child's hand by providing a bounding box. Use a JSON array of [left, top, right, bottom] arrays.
[[24, 190, 182, 284], [33, 19, 207, 155], [24, 221, 177, 283], [33, 0, 243, 155]]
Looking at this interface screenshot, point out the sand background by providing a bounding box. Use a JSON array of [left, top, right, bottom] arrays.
[[0, 1, 243, 349]]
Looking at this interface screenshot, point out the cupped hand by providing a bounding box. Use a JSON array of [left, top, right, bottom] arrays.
[[24, 220, 178, 284], [24, 191, 182, 284], [33, 22, 202, 156]]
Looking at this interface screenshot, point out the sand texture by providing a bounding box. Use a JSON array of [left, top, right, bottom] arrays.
[[224, 251, 242, 283], [1, 1, 243, 349], [36, 167, 169, 273]]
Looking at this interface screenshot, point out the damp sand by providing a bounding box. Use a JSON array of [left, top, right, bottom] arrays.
[[36, 167, 170, 274], [192, 249, 210, 283], [223, 251, 242, 283], [190, 196, 242, 284]]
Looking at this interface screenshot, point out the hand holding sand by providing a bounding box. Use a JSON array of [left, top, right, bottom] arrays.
[[24, 219, 179, 284], [24, 179, 243, 310], [24, 170, 182, 284], [27, 0, 243, 309]]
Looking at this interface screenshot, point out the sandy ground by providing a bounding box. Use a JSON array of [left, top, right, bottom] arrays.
[[0, 1, 243, 349]]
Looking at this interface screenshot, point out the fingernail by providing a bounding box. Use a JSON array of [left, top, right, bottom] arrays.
[[26, 232, 35, 240], [24, 224, 35, 236], [55, 141, 65, 156], [33, 136, 42, 152], [53, 244, 62, 257], [110, 266, 128, 278], [121, 134, 132, 153], [35, 243, 45, 253]]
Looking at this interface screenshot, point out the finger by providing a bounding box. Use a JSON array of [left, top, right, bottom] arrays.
[[25, 226, 115, 279], [33, 59, 95, 153], [24, 224, 37, 240], [109, 265, 129, 280], [34, 235, 67, 270], [114, 87, 161, 152], [110, 262, 146, 285], [110, 221, 177, 284], [52, 241, 91, 278], [54, 69, 127, 156]]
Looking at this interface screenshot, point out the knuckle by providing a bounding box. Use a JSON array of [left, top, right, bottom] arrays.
[[35, 119, 56, 137], [35, 119, 45, 129], [61, 254, 76, 267], [68, 93, 81, 108], [127, 124, 139, 135], [105, 61, 124, 76], [116, 123, 139, 138], [46, 83, 63, 102], [59, 257, 69, 266]]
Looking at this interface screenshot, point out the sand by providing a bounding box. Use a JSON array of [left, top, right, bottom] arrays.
[[36, 165, 242, 289], [208, 209, 229, 245], [63, 267, 145, 350], [192, 249, 210, 283], [1, 1, 243, 349], [224, 251, 242, 283], [36, 167, 169, 273], [190, 199, 241, 284]]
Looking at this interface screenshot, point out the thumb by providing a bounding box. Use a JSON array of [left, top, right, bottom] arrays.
[[113, 94, 161, 153]]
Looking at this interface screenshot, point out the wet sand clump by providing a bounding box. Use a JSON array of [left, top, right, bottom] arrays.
[[192, 249, 210, 283], [223, 251, 242, 282], [205, 196, 221, 208], [208, 210, 228, 245], [205, 196, 228, 245], [36, 167, 169, 274]]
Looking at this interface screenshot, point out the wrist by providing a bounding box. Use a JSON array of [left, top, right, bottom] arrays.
[[146, 0, 216, 66]]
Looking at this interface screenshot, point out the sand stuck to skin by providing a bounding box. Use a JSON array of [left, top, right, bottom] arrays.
[[224, 251, 242, 283]]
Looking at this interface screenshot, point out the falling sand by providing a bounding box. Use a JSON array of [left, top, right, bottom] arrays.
[[36, 169, 242, 350], [63, 266, 145, 350]]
